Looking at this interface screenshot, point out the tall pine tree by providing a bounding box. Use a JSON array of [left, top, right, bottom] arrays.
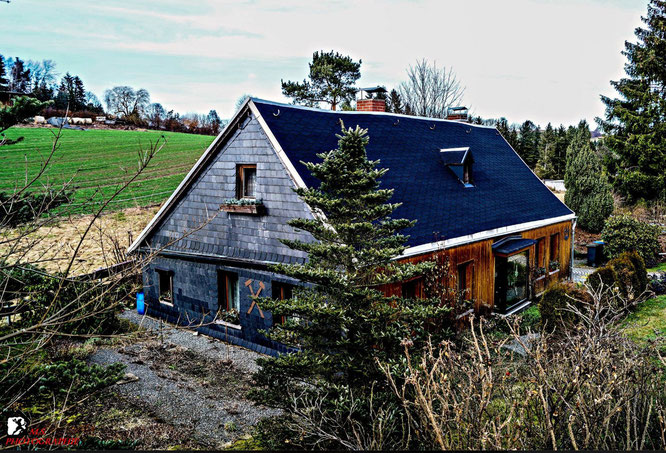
[[564, 128, 614, 232], [598, 0, 666, 203], [281, 50, 361, 110], [0, 55, 8, 91], [251, 123, 451, 448], [518, 120, 540, 168], [535, 123, 558, 178]]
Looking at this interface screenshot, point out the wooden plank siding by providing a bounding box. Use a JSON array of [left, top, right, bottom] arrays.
[[382, 220, 574, 311]]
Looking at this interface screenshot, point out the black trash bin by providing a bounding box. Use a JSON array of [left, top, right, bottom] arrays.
[[586, 241, 605, 267]]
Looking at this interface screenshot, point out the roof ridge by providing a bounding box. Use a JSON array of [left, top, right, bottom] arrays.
[[250, 97, 498, 130]]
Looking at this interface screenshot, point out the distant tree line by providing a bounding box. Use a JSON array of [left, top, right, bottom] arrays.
[[0, 53, 223, 136]]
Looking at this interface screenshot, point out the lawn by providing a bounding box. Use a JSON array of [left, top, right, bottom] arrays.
[[648, 262, 666, 273], [0, 127, 214, 214], [623, 295, 666, 343]]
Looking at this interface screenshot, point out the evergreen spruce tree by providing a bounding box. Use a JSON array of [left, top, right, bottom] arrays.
[[0, 55, 8, 91], [386, 88, 404, 114], [564, 128, 614, 232], [598, 0, 666, 203], [554, 125, 569, 178], [517, 120, 540, 168], [535, 123, 558, 178], [251, 123, 451, 447], [73, 76, 86, 111]]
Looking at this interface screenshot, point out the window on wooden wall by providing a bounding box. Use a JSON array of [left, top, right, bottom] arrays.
[[236, 164, 257, 199], [156, 269, 173, 305], [402, 278, 423, 299], [535, 237, 546, 268], [272, 281, 293, 325], [457, 260, 475, 302], [549, 233, 560, 269], [218, 271, 239, 312]]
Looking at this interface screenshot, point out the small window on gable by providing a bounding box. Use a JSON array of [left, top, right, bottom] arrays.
[[236, 164, 257, 199], [156, 269, 173, 306]]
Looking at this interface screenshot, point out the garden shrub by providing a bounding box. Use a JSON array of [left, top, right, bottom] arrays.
[[34, 359, 125, 398], [539, 282, 589, 332], [588, 251, 648, 299], [601, 215, 661, 266], [9, 266, 137, 335], [607, 254, 636, 298], [587, 265, 617, 294], [625, 250, 648, 293]]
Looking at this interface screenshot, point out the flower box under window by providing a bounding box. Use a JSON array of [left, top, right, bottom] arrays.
[[219, 199, 265, 215]]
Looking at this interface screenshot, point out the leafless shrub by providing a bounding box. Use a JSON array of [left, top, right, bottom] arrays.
[[282, 386, 409, 451], [380, 285, 665, 450]]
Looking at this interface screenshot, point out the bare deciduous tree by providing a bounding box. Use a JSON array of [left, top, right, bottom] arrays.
[[104, 85, 150, 118], [398, 59, 465, 118]]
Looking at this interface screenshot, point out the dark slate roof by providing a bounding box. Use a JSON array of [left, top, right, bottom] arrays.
[[253, 99, 573, 248]]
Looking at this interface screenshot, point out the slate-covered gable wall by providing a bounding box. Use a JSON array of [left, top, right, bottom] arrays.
[[146, 113, 314, 263], [139, 112, 315, 355]]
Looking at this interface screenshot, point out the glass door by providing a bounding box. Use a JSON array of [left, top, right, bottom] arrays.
[[494, 250, 529, 313]]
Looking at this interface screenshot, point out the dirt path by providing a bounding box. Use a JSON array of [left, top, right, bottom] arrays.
[[88, 310, 279, 448]]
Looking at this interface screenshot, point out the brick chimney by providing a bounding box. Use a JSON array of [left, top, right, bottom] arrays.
[[356, 86, 387, 112], [357, 98, 386, 112], [446, 106, 469, 122]]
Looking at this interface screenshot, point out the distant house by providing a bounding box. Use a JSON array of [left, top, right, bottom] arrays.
[[129, 97, 575, 355]]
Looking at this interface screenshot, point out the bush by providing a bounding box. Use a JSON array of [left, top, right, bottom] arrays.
[[587, 265, 618, 294], [625, 250, 649, 293], [588, 251, 648, 299], [601, 215, 661, 266], [539, 282, 590, 332], [9, 266, 136, 335], [607, 254, 637, 298]]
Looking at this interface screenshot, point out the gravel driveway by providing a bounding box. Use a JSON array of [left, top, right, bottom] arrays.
[[88, 310, 279, 448]]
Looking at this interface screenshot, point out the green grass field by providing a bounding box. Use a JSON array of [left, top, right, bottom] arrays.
[[648, 262, 666, 273], [1, 127, 214, 214], [623, 295, 666, 343]]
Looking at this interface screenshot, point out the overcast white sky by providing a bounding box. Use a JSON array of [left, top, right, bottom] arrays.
[[1, 0, 647, 126]]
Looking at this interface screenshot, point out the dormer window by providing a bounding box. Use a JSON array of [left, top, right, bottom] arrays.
[[440, 147, 475, 187], [236, 164, 257, 199]]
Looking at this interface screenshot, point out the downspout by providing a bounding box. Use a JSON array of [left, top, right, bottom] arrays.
[[570, 217, 577, 281]]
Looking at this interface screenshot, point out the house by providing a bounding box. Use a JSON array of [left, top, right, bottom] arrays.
[[128, 97, 575, 355]]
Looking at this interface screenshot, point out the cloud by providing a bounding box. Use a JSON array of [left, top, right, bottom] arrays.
[[1, 0, 646, 125]]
